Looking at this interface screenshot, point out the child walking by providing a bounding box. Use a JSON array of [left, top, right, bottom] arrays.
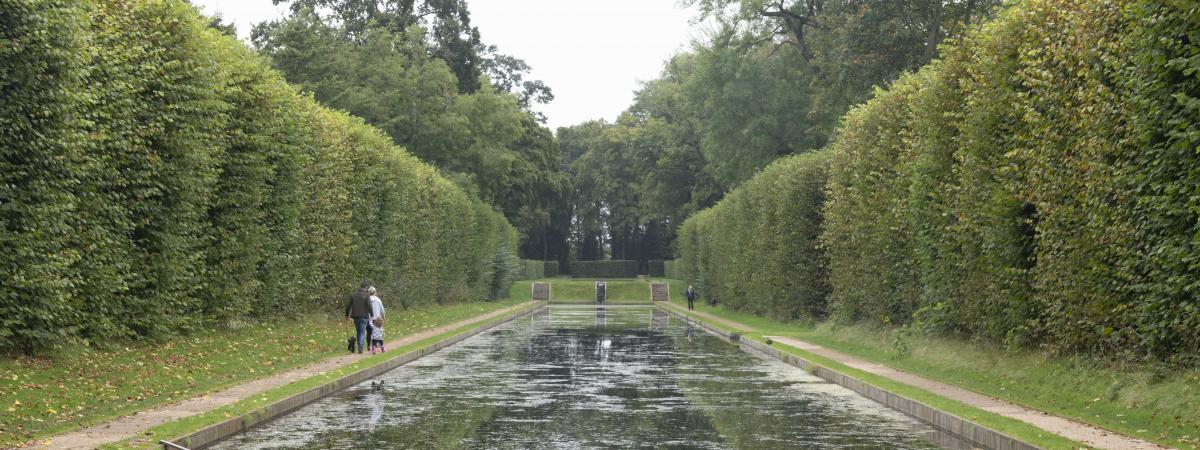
[[368, 287, 385, 354]]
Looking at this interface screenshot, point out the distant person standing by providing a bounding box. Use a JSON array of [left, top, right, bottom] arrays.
[[686, 285, 697, 311], [345, 281, 373, 354], [368, 286, 385, 354]]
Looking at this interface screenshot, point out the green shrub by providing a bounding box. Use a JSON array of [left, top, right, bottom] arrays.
[[544, 260, 560, 277], [515, 259, 545, 281], [680, 0, 1200, 361], [484, 218, 521, 300], [820, 1, 1117, 344], [1, 0, 91, 351], [645, 260, 666, 277], [822, 8, 1041, 338], [663, 260, 679, 280], [678, 152, 830, 321], [821, 75, 925, 326], [0, 0, 517, 353], [570, 260, 639, 278], [1106, 0, 1200, 358]]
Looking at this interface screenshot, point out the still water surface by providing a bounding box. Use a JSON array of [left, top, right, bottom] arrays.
[[211, 306, 974, 449]]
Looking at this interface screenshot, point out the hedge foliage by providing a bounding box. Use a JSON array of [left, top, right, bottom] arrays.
[[663, 260, 681, 281], [544, 260, 560, 278], [0, 0, 518, 352], [516, 259, 545, 281], [677, 152, 831, 320], [679, 0, 1200, 361], [645, 260, 666, 278], [570, 260, 640, 279]]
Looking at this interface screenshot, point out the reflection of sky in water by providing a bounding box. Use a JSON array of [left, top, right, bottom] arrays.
[[211, 307, 976, 450]]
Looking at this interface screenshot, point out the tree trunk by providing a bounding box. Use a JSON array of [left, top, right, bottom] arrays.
[[923, 0, 944, 64]]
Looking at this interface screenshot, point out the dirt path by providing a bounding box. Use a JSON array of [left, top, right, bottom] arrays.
[[39, 301, 537, 450], [661, 302, 1164, 450], [658, 302, 754, 332]]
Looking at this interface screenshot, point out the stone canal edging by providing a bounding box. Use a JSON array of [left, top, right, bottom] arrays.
[[656, 305, 1040, 450], [169, 302, 547, 450]]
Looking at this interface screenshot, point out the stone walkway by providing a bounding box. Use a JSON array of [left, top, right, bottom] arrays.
[[39, 301, 537, 450], [664, 304, 754, 332], [660, 302, 1167, 450]]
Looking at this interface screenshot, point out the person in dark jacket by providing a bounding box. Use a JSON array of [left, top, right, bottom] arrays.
[[345, 281, 373, 354], [686, 285, 697, 311]]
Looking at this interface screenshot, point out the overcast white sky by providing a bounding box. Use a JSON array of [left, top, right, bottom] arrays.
[[189, 0, 702, 131]]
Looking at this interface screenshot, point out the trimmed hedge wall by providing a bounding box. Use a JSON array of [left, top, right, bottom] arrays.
[[677, 152, 830, 320], [570, 260, 639, 278], [645, 260, 666, 277], [0, 0, 518, 352], [544, 260, 560, 278], [664, 260, 681, 280], [678, 0, 1200, 361], [516, 259, 545, 281], [821, 0, 1200, 357]]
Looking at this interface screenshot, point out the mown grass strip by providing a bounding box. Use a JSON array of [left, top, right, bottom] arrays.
[[763, 341, 1080, 450], [509, 278, 686, 303], [777, 325, 1200, 449]]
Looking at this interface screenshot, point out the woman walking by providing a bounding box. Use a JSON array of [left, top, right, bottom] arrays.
[[368, 286, 385, 354]]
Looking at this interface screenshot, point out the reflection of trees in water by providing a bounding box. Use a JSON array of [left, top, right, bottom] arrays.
[[459, 322, 729, 448], [651, 309, 671, 331], [671, 340, 947, 449], [516, 325, 677, 379], [290, 332, 526, 449], [214, 309, 962, 449]]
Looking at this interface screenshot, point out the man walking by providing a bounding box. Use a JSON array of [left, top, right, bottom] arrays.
[[345, 281, 373, 354], [686, 285, 697, 311]]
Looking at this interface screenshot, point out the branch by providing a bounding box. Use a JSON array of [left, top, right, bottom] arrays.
[[757, 1, 817, 61]]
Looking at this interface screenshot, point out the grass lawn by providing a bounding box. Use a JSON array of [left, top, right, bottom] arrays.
[[0, 298, 529, 447], [667, 298, 1200, 450], [509, 278, 687, 303]]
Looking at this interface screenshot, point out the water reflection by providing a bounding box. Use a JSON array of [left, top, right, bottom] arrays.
[[211, 307, 975, 449]]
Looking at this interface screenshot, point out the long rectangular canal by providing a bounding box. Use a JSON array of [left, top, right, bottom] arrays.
[[210, 306, 974, 449]]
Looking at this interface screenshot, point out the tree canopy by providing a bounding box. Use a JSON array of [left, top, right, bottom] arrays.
[[253, 1, 568, 258], [557, 0, 999, 264]]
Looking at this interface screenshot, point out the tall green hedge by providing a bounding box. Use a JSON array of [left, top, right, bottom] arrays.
[[821, 0, 1200, 358], [645, 260, 666, 277], [663, 260, 678, 280], [679, 0, 1200, 361], [0, 0, 518, 352], [677, 152, 830, 321], [1106, 0, 1200, 358], [1, 0, 90, 347], [515, 259, 545, 281]]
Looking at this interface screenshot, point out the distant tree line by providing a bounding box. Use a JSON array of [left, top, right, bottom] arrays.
[[557, 0, 999, 268]]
